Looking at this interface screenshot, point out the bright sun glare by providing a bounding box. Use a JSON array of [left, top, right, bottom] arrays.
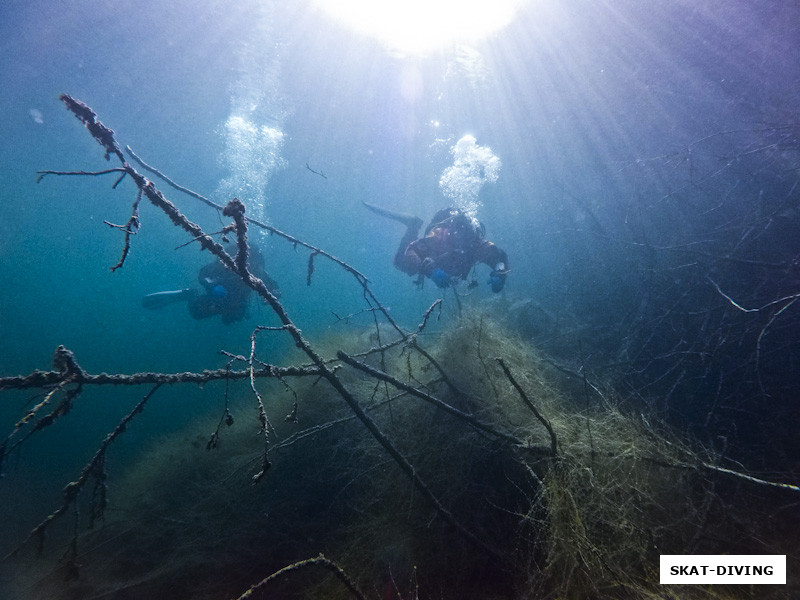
[[314, 0, 524, 55]]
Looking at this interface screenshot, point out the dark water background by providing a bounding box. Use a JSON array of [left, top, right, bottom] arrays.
[[0, 0, 798, 588]]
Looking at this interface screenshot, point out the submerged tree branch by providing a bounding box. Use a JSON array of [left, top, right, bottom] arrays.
[[337, 350, 527, 448], [20, 95, 503, 566], [124, 143, 405, 336], [0, 361, 322, 391], [234, 553, 365, 600], [496, 358, 558, 458], [4, 384, 162, 560]]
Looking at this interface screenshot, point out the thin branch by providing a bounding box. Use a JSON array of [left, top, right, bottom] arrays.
[[699, 462, 800, 492], [5, 384, 162, 559], [305, 163, 328, 179], [107, 187, 142, 271], [645, 456, 800, 493], [248, 325, 286, 482], [496, 358, 558, 458], [707, 277, 760, 312], [407, 339, 465, 398], [36, 168, 127, 184], [337, 351, 527, 447], [307, 250, 320, 286], [416, 298, 442, 333], [234, 554, 365, 600], [756, 296, 800, 395], [331, 307, 382, 324], [542, 358, 612, 410], [206, 366, 235, 451]]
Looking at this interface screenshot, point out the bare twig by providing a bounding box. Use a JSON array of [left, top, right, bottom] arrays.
[[234, 554, 365, 600], [307, 250, 320, 286], [644, 456, 800, 493], [416, 298, 442, 332], [305, 163, 328, 179], [543, 358, 612, 410], [36, 168, 127, 185], [496, 358, 558, 458], [206, 366, 235, 451], [699, 462, 800, 492], [5, 384, 162, 559], [707, 277, 800, 313], [476, 317, 500, 401], [331, 307, 382, 324], [247, 325, 287, 482], [106, 187, 142, 271], [337, 351, 527, 447]]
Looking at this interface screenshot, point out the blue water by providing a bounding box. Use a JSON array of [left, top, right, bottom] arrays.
[[1, 0, 798, 595]]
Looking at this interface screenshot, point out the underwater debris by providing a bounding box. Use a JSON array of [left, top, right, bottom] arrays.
[[305, 163, 328, 179]]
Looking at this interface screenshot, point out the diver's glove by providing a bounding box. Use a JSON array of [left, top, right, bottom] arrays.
[[488, 273, 505, 293], [431, 268, 451, 289], [211, 284, 228, 298], [488, 262, 507, 293]]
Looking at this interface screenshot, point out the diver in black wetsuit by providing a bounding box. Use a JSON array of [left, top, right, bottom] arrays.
[[363, 202, 509, 292], [142, 245, 280, 325]]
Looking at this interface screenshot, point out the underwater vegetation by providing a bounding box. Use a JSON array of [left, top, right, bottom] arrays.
[[1, 97, 798, 600], [4, 314, 798, 600]]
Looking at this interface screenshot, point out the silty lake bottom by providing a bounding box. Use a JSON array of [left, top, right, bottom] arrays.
[[0, 0, 798, 598]]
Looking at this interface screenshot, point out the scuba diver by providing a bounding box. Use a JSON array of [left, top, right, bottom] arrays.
[[363, 202, 509, 292], [141, 244, 280, 325]]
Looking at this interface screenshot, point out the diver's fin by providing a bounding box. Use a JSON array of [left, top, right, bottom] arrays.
[[362, 201, 422, 231], [141, 288, 195, 310]]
